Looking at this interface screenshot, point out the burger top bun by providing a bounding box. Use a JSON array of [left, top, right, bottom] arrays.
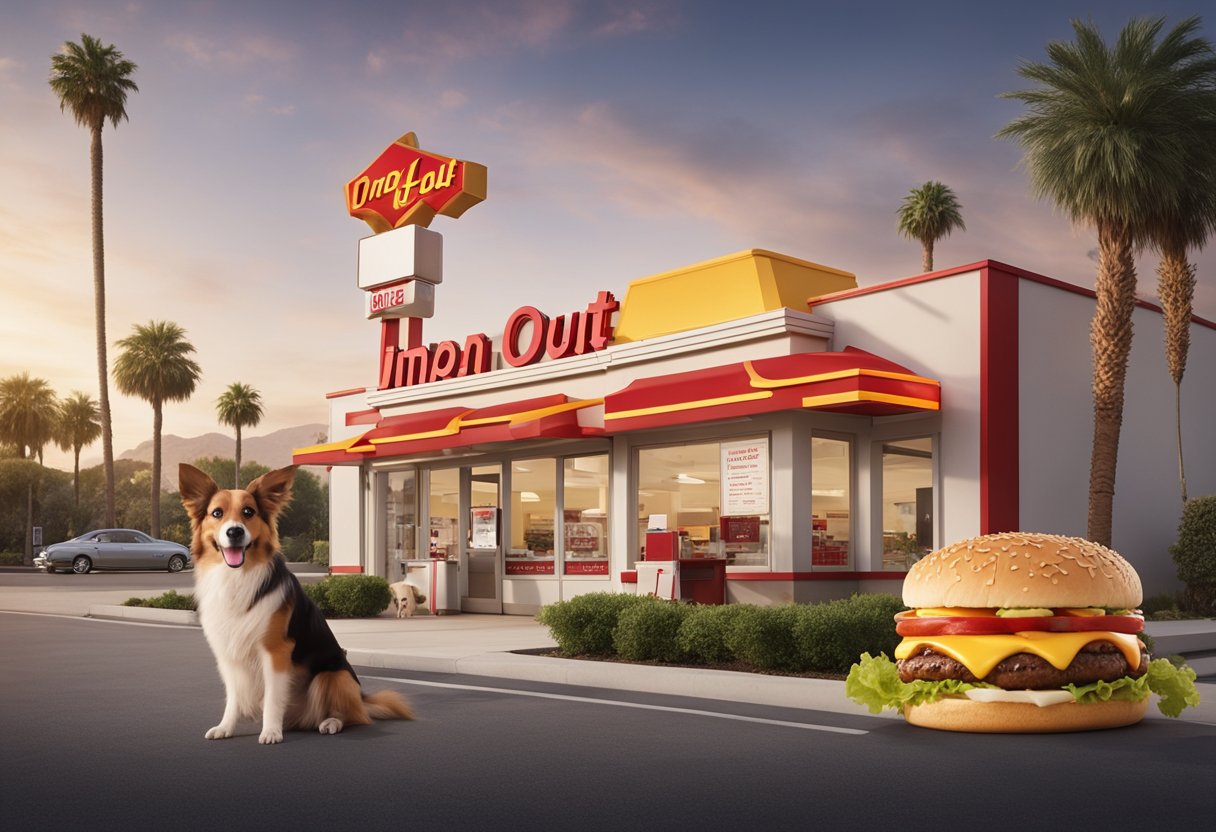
[[902, 532, 1142, 610]]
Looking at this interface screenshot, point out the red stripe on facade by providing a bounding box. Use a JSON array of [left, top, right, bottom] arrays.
[[330, 565, 365, 574], [619, 570, 905, 583], [980, 266, 1019, 533]]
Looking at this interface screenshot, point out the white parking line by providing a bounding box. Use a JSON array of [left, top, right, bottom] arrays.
[[363, 674, 869, 735]]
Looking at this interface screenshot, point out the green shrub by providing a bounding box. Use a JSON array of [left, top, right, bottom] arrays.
[[122, 589, 197, 610], [1170, 495, 1216, 614], [302, 579, 332, 614], [536, 592, 647, 655], [316, 575, 391, 617], [613, 596, 692, 662], [311, 540, 330, 566], [1, 551, 25, 566], [791, 594, 905, 673], [725, 605, 800, 671], [1143, 591, 1183, 618], [678, 604, 748, 664]]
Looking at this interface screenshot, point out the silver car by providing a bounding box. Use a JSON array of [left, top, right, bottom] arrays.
[[35, 529, 192, 574]]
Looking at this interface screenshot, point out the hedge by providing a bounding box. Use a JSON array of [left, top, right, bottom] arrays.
[[537, 592, 907, 674], [303, 575, 391, 617]]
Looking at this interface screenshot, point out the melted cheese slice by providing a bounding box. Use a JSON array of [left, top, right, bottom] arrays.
[[894, 630, 1143, 680]]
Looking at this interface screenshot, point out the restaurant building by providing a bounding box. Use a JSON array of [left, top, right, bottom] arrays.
[[295, 244, 1216, 614]]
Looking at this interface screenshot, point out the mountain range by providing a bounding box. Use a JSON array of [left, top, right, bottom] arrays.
[[116, 424, 329, 489]]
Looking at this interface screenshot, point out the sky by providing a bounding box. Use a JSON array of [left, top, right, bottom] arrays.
[[3, 0, 1215, 471]]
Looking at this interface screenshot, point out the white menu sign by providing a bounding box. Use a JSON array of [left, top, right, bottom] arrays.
[[721, 437, 769, 515]]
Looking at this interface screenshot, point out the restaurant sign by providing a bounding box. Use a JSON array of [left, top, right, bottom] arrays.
[[346, 132, 487, 233]]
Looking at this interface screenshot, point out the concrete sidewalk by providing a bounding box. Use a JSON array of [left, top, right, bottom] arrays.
[[2, 574, 1213, 725]]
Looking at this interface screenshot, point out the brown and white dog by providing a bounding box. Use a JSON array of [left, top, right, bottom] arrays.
[[179, 463, 412, 744]]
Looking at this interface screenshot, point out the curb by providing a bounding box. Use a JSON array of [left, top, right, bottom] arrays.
[[88, 604, 199, 627]]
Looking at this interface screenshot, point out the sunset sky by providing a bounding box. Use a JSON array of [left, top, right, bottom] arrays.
[[3, 0, 1214, 470]]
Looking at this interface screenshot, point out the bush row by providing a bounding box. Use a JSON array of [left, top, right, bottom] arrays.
[[122, 589, 197, 610], [536, 592, 906, 675], [302, 574, 391, 617]]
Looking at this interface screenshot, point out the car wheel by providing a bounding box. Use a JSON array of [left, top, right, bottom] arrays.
[[46, 566, 56, 574], [168, 555, 186, 573], [72, 556, 92, 574]]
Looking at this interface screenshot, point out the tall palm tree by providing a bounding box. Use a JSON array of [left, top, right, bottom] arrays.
[[1150, 121, 1216, 505], [0, 374, 59, 565], [216, 383, 264, 487], [55, 391, 102, 511], [113, 321, 201, 538], [896, 181, 966, 272], [998, 15, 1216, 547], [49, 34, 138, 529]]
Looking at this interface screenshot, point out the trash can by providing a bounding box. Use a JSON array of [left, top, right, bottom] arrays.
[[403, 558, 460, 615]]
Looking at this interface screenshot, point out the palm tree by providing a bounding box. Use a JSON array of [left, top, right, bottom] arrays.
[[896, 181, 966, 272], [56, 391, 102, 511], [49, 34, 138, 529], [1150, 119, 1216, 505], [216, 383, 264, 487], [113, 321, 201, 538], [998, 15, 1216, 547], [0, 374, 59, 565]]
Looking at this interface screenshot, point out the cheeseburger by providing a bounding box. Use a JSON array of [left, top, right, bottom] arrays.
[[846, 532, 1199, 732]]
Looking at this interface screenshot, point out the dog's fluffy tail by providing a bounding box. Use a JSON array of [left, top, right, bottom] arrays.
[[364, 689, 413, 720]]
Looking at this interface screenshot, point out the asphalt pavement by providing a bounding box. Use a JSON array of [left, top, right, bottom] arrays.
[[3, 567, 1215, 726]]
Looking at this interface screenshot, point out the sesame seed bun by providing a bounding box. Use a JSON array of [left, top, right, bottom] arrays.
[[902, 696, 1149, 733], [902, 532, 1142, 610]]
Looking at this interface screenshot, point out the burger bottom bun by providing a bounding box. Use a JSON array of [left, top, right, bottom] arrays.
[[902, 696, 1149, 733]]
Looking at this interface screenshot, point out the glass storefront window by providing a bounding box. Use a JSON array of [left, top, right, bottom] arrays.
[[508, 459, 556, 575], [563, 455, 609, 576], [637, 437, 770, 567], [811, 436, 850, 568], [427, 468, 459, 560], [384, 470, 417, 578], [881, 437, 934, 571]]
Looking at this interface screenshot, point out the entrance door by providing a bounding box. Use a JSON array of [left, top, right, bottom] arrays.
[[463, 464, 503, 613]]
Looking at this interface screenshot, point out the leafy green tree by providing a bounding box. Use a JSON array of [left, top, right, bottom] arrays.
[[188, 456, 269, 491], [0, 374, 59, 564], [215, 383, 264, 488], [998, 15, 1216, 546], [49, 33, 138, 528], [896, 181, 965, 272], [113, 321, 201, 538], [55, 391, 101, 513]]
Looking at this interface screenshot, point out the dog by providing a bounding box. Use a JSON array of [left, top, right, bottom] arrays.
[[178, 463, 412, 744], [388, 580, 426, 618]]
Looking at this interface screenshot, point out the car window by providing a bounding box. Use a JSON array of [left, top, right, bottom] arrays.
[[114, 532, 139, 543], [95, 534, 111, 543], [131, 531, 153, 543]]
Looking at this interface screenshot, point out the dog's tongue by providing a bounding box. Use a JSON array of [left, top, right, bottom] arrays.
[[222, 547, 245, 568]]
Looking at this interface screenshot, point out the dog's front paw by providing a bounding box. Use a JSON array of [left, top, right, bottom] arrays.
[[318, 718, 344, 735], [258, 727, 284, 745], [205, 724, 235, 740]]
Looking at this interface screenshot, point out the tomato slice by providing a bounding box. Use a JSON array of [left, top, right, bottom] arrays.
[[895, 610, 1144, 637]]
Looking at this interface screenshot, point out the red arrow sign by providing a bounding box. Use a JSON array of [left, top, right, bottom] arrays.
[[345, 132, 486, 233]]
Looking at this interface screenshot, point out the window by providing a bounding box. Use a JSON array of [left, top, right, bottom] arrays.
[[637, 437, 770, 567], [811, 436, 851, 568], [384, 470, 417, 574], [881, 437, 934, 571], [563, 455, 609, 575], [508, 459, 556, 575], [427, 468, 459, 560]]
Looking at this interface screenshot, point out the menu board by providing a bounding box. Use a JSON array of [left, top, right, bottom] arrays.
[[721, 437, 769, 515]]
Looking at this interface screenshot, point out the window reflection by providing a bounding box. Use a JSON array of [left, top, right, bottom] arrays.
[[811, 437, 850, 568], [881, 438, 934, 571]]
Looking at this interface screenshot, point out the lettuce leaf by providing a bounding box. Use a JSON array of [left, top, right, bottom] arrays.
[[845, 653, 1201, 718], [1067, 657, 1201, 717], [844, 652, 987, 714]]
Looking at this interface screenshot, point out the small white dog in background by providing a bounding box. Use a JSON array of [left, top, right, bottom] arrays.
[[389, 581, 427, 618]]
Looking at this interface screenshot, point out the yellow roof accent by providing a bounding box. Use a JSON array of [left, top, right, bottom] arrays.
[[611, 249, 856, 344]]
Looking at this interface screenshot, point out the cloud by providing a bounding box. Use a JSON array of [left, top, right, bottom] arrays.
[[592, 2, 678, 38], [164, 31, 297, 68]]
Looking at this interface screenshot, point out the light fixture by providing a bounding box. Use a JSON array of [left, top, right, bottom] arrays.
[[675, 473, 705, 485], [812, 488, 846, 498], [581, 507, 606, 517], [520, 491, 540, 502], [513, 465, 531, 473]]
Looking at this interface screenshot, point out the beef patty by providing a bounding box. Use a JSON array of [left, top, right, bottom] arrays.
[[898, 641, 1148, 690]]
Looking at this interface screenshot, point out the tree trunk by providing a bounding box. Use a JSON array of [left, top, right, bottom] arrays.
[[73, 445, 81, 510], [235, 424, 242, 488], [152, 399, 162, 538], [1087, 224, 1137, 547], [25, 481, 34, 567], [90, 122, 116, 527], [1157, 246, 1194, 505], [922, 239, 934, 273]]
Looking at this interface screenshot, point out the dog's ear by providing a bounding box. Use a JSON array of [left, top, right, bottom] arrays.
[[179, 464, 218, 524], [247, 465, 296, 519]]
